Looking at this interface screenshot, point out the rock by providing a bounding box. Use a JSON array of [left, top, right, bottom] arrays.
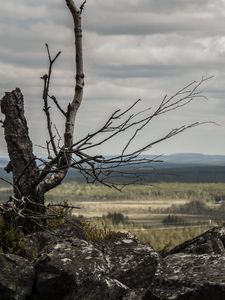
[[33, 238, 108, 300], [122, 289, 146, 300], [53, 218, 86, 240], [144, 253, 225, 300], [4, 222, 225, 299], [25, 217, 86, 258], [95, 232, 160, 289], [66, 274, 130, 300], [168, 226, 225, 255], [0, 253, 35, 300], [33, 231, 159, 299]]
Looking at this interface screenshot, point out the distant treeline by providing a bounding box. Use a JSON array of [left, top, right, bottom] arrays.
[[1, 164, 225, 184], [65, 165, 225, 183]]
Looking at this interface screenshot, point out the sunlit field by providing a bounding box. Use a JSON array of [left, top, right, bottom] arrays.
[[1, 181, 225, 250], [106, 223, 211, 252], [46, 182, 225, 225]]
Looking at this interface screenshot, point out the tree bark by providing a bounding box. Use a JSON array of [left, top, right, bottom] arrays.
[[1, 88, 39, 199]]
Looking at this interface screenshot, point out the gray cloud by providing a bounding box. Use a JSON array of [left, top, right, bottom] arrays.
[[81, 0, 225, 36], [0, 0, 225, 156]]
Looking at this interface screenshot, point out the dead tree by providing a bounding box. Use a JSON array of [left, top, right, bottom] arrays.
[[0, 0, 211, 231]]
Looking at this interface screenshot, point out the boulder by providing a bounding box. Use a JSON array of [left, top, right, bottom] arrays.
[[25, 217, 86, 259], [168, 226, 225, 255], [0, 253, 35, 300], [144, 253, 225, 300], [33, 231, 160, 299], [4, 221, 225, 299], [95, 232, 160, 288], [33, 238, 107, 300], [66, 274, 130, 300], [122, 289, 146, 300]]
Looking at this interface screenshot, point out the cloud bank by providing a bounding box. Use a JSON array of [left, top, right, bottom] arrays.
[[0, 0, 225, 156]]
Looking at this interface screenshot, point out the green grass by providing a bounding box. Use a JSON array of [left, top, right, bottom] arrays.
[[1, 181, 225, 251], [103, 221, 212, 251], [44, 182, 225, 228], [47, 182, 225, 203], [46, 182, 225, 250], [84, 217, 212, 251], [131, 225, 211, 251]]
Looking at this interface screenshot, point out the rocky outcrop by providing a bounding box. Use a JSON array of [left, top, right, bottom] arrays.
[[95, 232, 160, 288], [25, 218, 86, 255], [2, 221, 225, 299], [0, 253, 34, 300], [33, 231, 159, 300], [167, 226, 225, 255], [144, 254, 225, 300]]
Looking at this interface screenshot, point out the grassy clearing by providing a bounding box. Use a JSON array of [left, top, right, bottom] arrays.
[[47, 182, 225, 228], [47, 182, 225, 202], [1, 181, 225, 250], [83, 218, 212, 251], [129, 225, 212, 251]]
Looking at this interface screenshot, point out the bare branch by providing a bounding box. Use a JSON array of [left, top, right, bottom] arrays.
[[54, 124, 62, 148], [64, 0, 85, 149], [48, 95, 67, 117], [48, 203, 81, 210], [37, 0, 86, 195], [80, 0, 87, 14], [41, 43, 61, 157], [46, 140, 53, 160], [0, 177, 14, 188]]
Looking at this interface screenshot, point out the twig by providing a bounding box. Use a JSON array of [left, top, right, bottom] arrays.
[[48, 95, 66, 117], [54, 124, 62, 148], [48, 203, 81, 210], [80, 0, 87, 14], [41, 43, 61, 157]]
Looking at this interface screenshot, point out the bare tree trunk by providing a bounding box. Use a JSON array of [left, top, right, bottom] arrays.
[[0, 1, 85, 231], [1, 88, 39, 199], [1, 88, 43, 230], [36, 0, 85, 196]]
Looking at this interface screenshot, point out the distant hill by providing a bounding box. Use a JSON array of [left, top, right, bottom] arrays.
[[1, 153, 225, 183], [159, 153, 225, 166], [65, 153, 225, 183]]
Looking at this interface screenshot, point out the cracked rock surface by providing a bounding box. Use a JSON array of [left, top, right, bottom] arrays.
[[144, 254, 225, 300], [0, 253, 34, 300], [2, 220, 225, 300]]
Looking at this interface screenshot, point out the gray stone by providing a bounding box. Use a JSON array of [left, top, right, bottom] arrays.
[[66, 274, 130, 300], [25, 217, 86, 258], [144, 253, 225, 300], [0, 253, 35, 300], [122, 289, 146, 300], [168, 226, 225, 255], [33, 231, 159, 299], [34, 238, 108, 300], [95, 232, 160, 288], [5, 222, 225, 299]]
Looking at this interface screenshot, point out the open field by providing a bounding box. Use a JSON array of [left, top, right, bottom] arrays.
[[123, 225, 212, 251], [1, 181, 225, 250], [2, 182, 225, 224], [45, 182, 225, 225], [47, 182, 225, 202]]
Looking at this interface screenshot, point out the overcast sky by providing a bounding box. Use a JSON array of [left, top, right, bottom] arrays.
[[1, 0, 225, 157]]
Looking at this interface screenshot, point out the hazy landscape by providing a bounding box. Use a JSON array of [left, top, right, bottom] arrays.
[[1, 153, 225, 250]]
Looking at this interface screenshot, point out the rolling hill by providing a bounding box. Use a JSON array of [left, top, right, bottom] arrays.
[[1, 153, 225, 183]]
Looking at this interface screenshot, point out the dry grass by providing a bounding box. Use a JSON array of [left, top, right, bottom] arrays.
[[45, 182, 225, 228], [0, 181, 221, 251], [129, 225, 212, 251]]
